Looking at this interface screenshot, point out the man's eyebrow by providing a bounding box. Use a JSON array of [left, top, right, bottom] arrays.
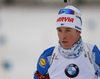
[[66, 28, 72, 30]]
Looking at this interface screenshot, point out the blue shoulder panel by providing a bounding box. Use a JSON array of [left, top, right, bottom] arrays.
[[93, 45, 100, 66], [37, 46, 55, 75]]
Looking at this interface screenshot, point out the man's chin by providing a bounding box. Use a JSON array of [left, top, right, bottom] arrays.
[[62, 45, 70, 49]]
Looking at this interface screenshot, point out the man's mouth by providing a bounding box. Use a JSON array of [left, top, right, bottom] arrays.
[[62, 41, 68, 43]]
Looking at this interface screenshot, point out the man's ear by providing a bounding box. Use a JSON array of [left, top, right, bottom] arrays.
[[78, 31, 81, 36], [77, 30, 81, 36]]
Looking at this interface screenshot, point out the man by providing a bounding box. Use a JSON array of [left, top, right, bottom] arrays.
[[34, 5, 100, 79]]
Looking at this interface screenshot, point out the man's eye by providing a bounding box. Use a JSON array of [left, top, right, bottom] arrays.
[[58, 29, 62, 32]]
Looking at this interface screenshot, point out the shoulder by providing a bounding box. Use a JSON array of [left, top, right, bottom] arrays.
[[37, 46, 55, 75], [85, 43, 100, 52], [86, 43, 99, 55], [38, 46, 55, 63], [41, 46, 55, 57], [86, 43, 100, 66], [85, 43, 95, 53], [86, 43, 100, 53], [86, 43, 95, 49]]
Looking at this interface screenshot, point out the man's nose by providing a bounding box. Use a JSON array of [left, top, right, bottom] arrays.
[[62, 32, 67, 38]]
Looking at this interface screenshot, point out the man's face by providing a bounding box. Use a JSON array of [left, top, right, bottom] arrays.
[[57, 27, 81, 49]]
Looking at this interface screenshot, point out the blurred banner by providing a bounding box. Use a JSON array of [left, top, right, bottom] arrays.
[[0, 0, 100, 5]]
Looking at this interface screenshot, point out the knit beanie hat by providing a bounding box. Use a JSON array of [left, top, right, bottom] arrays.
[[56, 5, 82, 32]]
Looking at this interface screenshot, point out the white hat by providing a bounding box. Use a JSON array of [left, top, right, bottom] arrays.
[[56, 5, 82, 32]]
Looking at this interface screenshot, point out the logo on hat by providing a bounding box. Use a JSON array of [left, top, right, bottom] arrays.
[[57, 17, 74, 23], [75, 26, 81, 30], [61, 23, 64, 26], [65, 64, 79, 78]]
